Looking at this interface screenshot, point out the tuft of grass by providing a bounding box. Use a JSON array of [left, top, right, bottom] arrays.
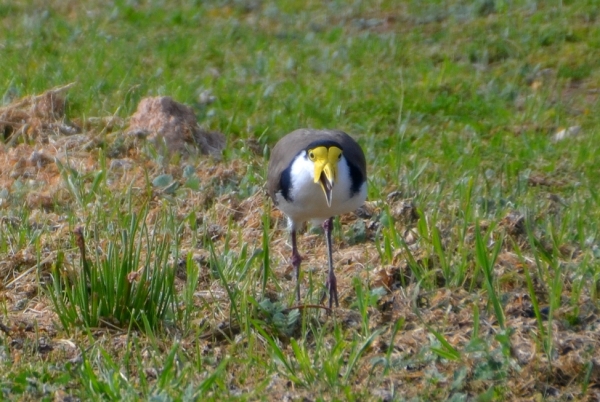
[[49, 209, 177, 332]]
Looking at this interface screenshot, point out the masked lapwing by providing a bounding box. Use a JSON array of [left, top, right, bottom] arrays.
[[268, 128, 367, 308]]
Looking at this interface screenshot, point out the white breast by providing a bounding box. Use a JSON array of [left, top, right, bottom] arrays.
[[275, 152, 367, 229]]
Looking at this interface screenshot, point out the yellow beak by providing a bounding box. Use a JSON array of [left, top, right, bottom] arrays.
[[311, 146, 342, 207]]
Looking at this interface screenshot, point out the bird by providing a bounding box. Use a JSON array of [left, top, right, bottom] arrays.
[[267, 128, 367, 309]]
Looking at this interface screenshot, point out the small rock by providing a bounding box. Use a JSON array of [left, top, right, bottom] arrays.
[[354, 203, 374, 219], [11, 298, 28, 311], [109, 159, 134, 170], [197, 89, 216, 105], [29, 150, 54, 168], [552, 125, 580, 142]]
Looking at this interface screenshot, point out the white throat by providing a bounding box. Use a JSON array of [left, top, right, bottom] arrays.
[[276, 151, 367, 229]]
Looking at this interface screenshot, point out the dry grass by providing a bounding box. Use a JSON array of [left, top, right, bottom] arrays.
[[2, 1, 600, 399], [0, 86, 598, 400]]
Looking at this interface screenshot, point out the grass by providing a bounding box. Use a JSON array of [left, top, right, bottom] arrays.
[[1, 0, 600, 400]]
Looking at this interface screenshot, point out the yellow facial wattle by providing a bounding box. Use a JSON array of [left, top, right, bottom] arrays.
[[307, 146, 342, 207]]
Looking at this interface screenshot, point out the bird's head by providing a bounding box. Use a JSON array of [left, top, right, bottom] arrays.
[[306, 145, 342, 207]]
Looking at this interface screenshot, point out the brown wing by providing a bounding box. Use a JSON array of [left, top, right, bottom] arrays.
[[267, 128, 366, 203]]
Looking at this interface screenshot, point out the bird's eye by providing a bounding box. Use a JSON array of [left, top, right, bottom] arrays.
[[309, 152, 314, 160], [338, 154, 342, 160]]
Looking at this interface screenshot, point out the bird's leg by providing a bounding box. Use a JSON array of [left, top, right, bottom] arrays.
[[322, 217, 338, 308], [290, 229, 302, 303]]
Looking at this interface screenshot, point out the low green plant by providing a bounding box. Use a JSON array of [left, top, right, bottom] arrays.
[[474, 220, 505, 330], [181, 252, 200, 333], [257, 298, 300, 337], [49, 209, 177, 332], [74, 342, 228, 400], [352, 277, 386, 335], [55, 158, 106, 209]]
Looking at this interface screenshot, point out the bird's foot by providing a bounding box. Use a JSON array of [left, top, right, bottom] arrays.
[[320, 272, 339, 309], [291, 252, 302, 268]]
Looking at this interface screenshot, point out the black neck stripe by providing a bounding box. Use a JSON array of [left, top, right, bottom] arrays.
[[347, 159, 364, 196]]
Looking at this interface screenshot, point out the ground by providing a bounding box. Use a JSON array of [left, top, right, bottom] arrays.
[[1, 1, 600, 401]]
